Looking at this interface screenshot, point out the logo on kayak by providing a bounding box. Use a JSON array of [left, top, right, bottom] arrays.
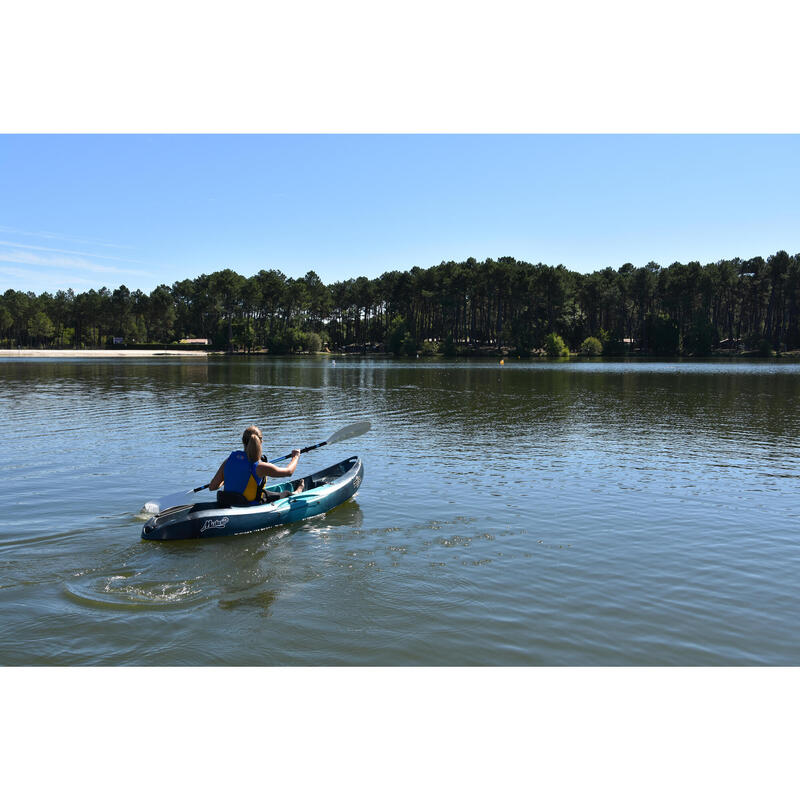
[[200, 516, 229, 533]]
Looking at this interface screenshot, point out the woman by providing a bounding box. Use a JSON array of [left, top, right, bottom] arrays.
[[208, 425, 304, 505]]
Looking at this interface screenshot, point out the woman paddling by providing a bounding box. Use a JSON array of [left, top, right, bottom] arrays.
[[208, 425, 304, 505]]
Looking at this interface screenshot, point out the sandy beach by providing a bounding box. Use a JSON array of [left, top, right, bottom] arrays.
[[0, 349, 209, 358]]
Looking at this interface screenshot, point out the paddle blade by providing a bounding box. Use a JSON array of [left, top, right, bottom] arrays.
[[326, 420, 371, 445], [141, 488, 198, 516]]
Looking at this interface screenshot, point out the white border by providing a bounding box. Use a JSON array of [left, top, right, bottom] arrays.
[[4, 667, 797, 798], [1, 1, 799, 133]]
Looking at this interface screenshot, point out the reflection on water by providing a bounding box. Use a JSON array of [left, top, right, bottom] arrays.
[[2, 356, 800, 665]]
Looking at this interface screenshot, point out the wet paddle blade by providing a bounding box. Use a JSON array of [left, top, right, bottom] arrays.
[[142, 486, 204, 516], [272, 420, 372, 463], [326, 420, 371, 445]]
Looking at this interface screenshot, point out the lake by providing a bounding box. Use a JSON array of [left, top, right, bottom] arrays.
[[2, 355, 799, 665]]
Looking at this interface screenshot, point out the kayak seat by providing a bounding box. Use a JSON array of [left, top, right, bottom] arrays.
[[262, 488, 294, 503], [217, 487, 296, 507], [216, 490, 251, 507]]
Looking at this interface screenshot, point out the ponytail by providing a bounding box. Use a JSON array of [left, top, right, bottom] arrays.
[[242, 425, 262, 462]]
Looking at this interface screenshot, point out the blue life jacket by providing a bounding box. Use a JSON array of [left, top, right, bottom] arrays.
[[223, 450, 264, 504]]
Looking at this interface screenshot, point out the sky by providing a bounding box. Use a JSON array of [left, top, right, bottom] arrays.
[[1, 134, 799, 295]]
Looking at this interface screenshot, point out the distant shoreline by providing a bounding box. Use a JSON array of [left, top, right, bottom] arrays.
[[3, 348, 798, 361], [0, 349, 209, 358]]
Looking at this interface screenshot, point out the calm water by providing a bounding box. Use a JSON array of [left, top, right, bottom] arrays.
[[2, 356, 800, 665]]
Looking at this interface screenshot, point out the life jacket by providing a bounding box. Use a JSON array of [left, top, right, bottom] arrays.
[[223, 450, 264, 505]]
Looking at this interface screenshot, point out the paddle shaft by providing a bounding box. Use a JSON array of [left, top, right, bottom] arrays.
[[270, 441, 327, 464]]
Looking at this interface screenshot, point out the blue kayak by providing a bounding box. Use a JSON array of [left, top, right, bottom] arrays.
[[141, 456, 363, 541]]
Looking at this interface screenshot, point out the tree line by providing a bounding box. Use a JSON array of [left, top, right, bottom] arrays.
[[2, 250, 799, 356]]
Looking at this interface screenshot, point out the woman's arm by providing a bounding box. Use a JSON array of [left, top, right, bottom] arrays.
[[208, 460, 226, 491], [256, 449, 301, 479]]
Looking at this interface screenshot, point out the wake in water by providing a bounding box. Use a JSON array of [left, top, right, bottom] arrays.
[[139, 502, 160, 517]]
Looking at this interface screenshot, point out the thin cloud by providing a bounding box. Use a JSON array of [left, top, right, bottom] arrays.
[[0, 248, 151, 276], [0, 239, 149, 266], [0, 226, 132, 250], [0, 266, 97, 289], [0, 265, 39, 280]]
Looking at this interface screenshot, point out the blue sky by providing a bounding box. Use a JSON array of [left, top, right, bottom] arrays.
[[1, 134, 798, 294]]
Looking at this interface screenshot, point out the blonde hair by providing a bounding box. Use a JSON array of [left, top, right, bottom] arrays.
[[242, 425, 262, 462]]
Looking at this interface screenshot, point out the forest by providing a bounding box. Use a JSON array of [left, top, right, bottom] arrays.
[[2, 250, 800, 356]]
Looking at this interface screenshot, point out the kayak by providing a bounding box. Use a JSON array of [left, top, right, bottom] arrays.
[[141, 456, 363, 541]]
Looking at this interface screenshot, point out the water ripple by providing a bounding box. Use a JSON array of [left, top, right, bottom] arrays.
[[4, 357, 800, 665]]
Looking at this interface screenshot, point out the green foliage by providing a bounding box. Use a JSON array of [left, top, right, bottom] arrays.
[[28, 311, 54, 344], [0, 308, 13, 336], [757, 338, 774, 357], [596, 328, 628, 356], [386, 314, 408, 355], [232, 318, 256, 352], [420, 339, 439, 356], [543, 332, 569, 358], [147, 285, 176, 343], [647, 313, 681, 355], [210, 322, 229, 349], [267, 327, 305, 354], [130, 317, 147, 344], [402, 332, 418, 357], [580, 336, 603, 356], [506, 316, 535, 356], [684, 318, 716, 356], [303, 331, 322, 353], [602, 337, 628, 356], [5, 249, 800, 358]]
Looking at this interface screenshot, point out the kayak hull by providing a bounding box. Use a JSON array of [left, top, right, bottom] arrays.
[[141, 456, 363, 541]]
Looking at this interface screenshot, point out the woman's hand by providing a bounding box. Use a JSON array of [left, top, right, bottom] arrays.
[[260, 448, 301, 479]]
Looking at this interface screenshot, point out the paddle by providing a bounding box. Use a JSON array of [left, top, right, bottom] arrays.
[[141, 420, 371, 515], [269, 420, 371, 463]]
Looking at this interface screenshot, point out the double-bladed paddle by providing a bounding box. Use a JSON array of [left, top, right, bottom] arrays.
[[269, 420, 371, 463], [141, 420, 371, 515]]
